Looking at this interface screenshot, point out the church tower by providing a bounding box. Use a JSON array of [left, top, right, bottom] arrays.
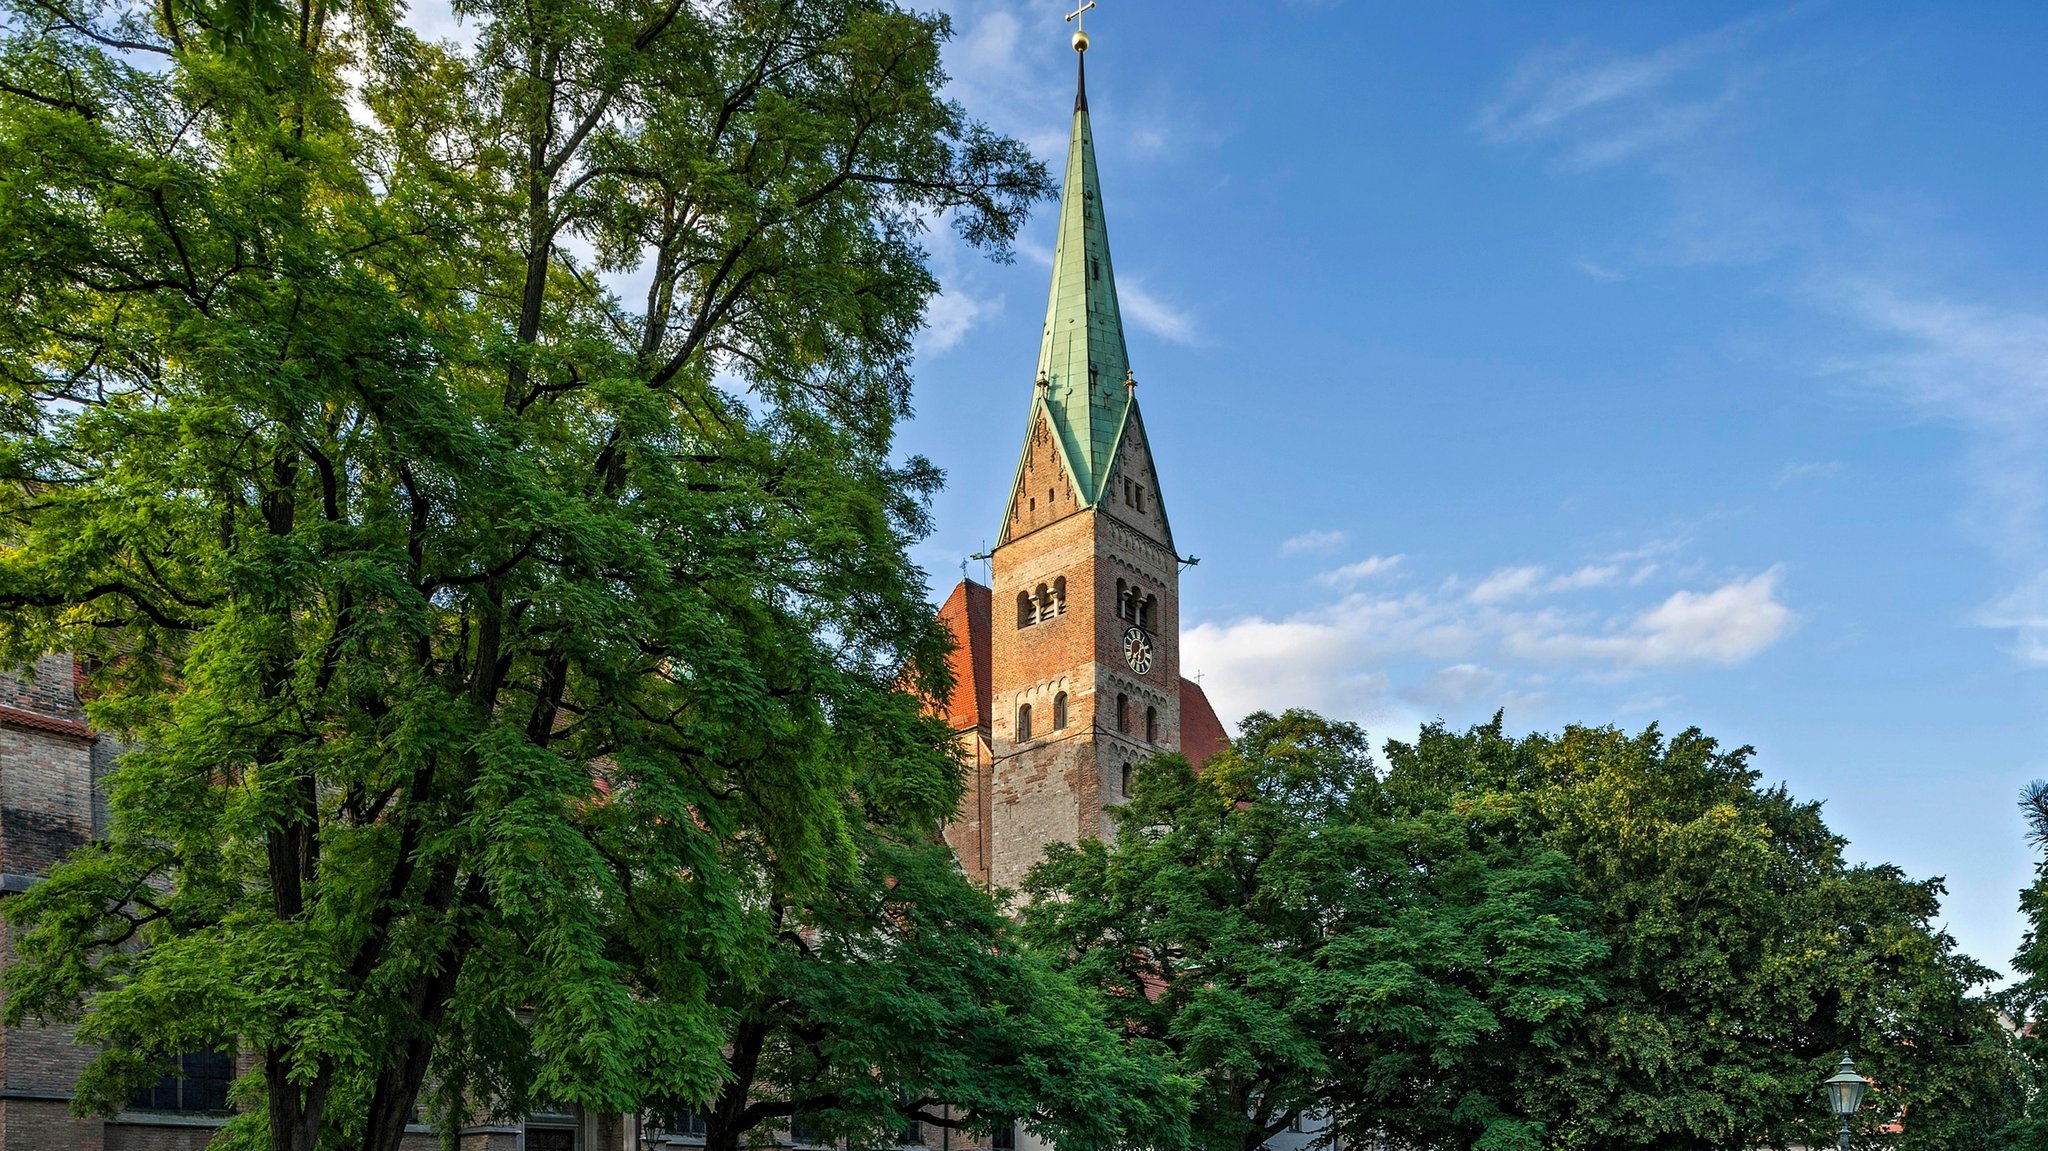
[[980, 22, 1201, 892], [932, 13, 1225, 893]]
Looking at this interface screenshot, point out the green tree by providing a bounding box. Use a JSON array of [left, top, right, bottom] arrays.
[[1996, 781, 2048, 1151], [681, 822, 1190, 1151], [0, 0, 1049, 1147], [1020, 710, 1606, 1151], [1386, 718, 2019, 1151]]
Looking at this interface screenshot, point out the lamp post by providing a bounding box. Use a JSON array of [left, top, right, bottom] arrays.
[[1822, 1050, 1869, 1151]]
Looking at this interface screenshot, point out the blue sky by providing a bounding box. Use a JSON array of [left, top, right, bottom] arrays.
[[898, 1, 2048, 980]]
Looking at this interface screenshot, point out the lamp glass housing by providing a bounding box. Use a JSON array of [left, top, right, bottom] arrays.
[[1824, 1053, 1869, 1118]]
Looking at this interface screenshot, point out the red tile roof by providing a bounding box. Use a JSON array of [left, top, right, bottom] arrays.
[[934, 580, 992, 735], [1179, 679, 1229, 769], [0, 704, 96, 742]]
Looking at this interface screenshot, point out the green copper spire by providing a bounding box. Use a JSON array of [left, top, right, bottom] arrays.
[[1033, 47, 1132, 505]]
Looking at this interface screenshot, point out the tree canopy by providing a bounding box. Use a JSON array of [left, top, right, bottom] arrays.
[[684, 821, 1190, 1151], [1021, 710, 1606, 1151], [1025, 710, 2018, 1151], [1384, 717, 2017, 1151], [0, 0, 1049, 1146]]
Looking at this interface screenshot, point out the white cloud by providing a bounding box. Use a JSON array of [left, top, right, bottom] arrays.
[[1118, 277, 1200, 346], [1464, 563, 1623, 604], [1185, 557, 1795, 726], [1500, 568, 1794, 668], [1820, 280, 2048, 661], [1280, 529, 1348, 556], [919, 286, 995, 356], [1473, 9, 1799, 171], [1774, 460, 1844, 486], [1316, 555, 1405, 587]]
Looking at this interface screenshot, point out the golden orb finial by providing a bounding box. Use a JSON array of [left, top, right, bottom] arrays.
[[1065, 1, 1095, 53]]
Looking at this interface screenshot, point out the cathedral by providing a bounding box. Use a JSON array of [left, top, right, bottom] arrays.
[[932, 27, 1230, 893]]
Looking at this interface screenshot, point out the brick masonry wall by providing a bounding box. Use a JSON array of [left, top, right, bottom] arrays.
[[0, 1098, 105, 1151], [0, 660, 107, 1151], [986, 407, 1183, 891]]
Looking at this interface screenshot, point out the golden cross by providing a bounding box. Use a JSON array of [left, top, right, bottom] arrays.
[[1065, 1, 1095, 34]]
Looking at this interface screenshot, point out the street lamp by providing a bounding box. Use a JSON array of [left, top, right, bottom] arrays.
[[1822, 1050, 1869, 1151]]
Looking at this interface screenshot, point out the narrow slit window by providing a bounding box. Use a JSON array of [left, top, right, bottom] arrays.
[[1145, 706, 1158, 743], [1017, 703, 1032, 741], [1117, 693, 1130, 734], [1053, 692, 1068, 730]]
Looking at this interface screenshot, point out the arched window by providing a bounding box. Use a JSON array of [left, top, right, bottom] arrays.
[[1053, 576, 1068, 616], [1116, 693, 1129, 734], [1145, 705, 1157, 743], [1120, 762, 1134, 796], [1017, 591, 1034, 629], [1053, 692, 1068, 730], [1034, 583, 1050, 625], [1138, 594, 1157, 631], [1115, 578, 1128, 620], [1016, 703, 1032, 741]]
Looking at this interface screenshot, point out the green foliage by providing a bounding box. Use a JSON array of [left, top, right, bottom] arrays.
[[1995, 782, 2048, 1151], [1384, 717, 2018, 1151], [1021, 710, 1606, 1151], [681, 821, 1191, 1151], [1026, 710, 2018, 1151], [0, 0, 1050, 1145]]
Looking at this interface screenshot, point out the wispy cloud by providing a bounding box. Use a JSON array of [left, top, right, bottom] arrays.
[[1280, 529, 1349, 557], [1462, 563, 1624, 604], [1119, 277, 1201, 346], [1473, 8, 1806, 171], [1819, 280, 2048, 660], [1185, 553, 1794, 726], [1316, 555, 1405, 587], [1774, 460, 1844, 486], [919, 286, 997, 356]]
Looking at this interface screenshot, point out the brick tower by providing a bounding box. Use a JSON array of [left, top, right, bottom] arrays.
[[936, 25, 1228, 894]]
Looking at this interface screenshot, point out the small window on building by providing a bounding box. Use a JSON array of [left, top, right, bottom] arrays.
[[1053, 576, 1068, 615], [1088, 363, 1099, 388], [993, 1123, 1017, 1151], [1145, 706, 1157, 743], [1089, 256, 1100, 281], [1120, 762, 1133, 796], [660, 1107, 710, 1137], [1137, 594, 1156, 631], [1115, 578, 1128, 620], [1029, 497, 1036, 512], [1017, 704, 1032, 741], [791, 1113, 826, 1146], [1017, 591, 1034, 629], [1135, 485, 1146, 512], [131, 1048, 234, 1114], [1053, 692, 1068, 730], [1116, 693, 1129, 734]]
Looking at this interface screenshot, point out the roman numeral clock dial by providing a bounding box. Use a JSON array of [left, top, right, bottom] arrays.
[[1122, 625, 1154, 674]]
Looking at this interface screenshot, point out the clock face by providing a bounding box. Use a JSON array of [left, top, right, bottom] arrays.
[[1122, 626, 1154, 675]]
